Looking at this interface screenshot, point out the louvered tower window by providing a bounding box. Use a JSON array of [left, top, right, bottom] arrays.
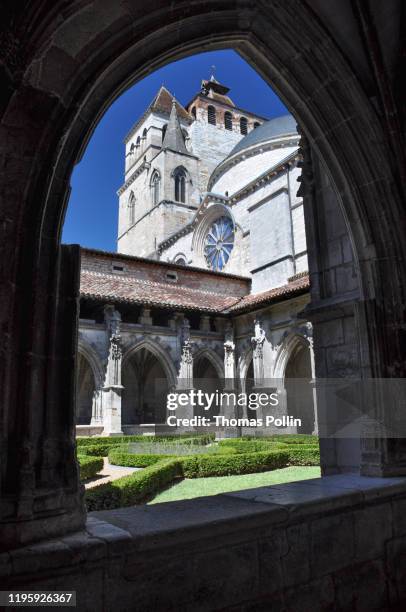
[[224, 111, 233, 130], [207, 105, 216, 125], [240, 117, 248, 135]]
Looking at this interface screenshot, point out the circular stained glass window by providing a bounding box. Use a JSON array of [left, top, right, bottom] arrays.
[[204, 216, 234, 271]]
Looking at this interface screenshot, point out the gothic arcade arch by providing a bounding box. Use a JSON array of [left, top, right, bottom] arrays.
[[2, 1, 405, 547]]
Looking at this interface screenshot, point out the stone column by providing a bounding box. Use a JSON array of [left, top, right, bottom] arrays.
[[251, 319, 266, 388], [139, 307, 153, 325], [175, 318, 194, 421], [102, 306, 123, 435], [306, 325, 319, 436], [0, 245, 85, 551]]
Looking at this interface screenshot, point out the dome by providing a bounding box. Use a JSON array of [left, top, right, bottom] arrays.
[[227, 114, 298, 158]]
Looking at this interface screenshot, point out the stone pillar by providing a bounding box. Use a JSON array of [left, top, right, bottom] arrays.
[[222, 322, 237, 424], [139, 307, 153, 325], [306, 327, 319, 436], [0, 245, 85, 551], [199, 315, 211, 332], [90, 388, 103, 426], [102, 306, 123, 436], [251, 319, 266, 388], [224, 322, 236, 388], [175, 318, 194, 421]]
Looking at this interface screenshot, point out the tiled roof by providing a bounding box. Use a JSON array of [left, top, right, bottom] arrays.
[[80, 270, 239, 313], [80, 268, 309, 315], [228, 275, 310, 313], [151, 86, 191, 122]]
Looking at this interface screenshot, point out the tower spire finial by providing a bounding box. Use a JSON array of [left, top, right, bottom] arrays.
[[210, 65, 216, 81]]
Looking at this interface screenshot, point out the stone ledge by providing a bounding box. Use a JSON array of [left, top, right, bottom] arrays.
[[1, 474, 405, 580]]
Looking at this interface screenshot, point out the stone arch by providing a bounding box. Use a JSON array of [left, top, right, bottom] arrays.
[[77, 338, 104, 388], [122, 338, 177, 389], [2, 2, 405, 546], [76, 338, 104, 426], [274, 333, 315, 434], [273, 333, 311, 381], [122, 338, 176, 425], [194, 347, 224, 380]]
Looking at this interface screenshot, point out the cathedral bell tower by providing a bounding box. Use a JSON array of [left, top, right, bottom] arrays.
[[117, 87, 200, 258]]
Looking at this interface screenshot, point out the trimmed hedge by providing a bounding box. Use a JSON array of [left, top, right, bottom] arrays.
[[77, 433, 215, 456], [285, 445, 320, 465], [181, 449, 290, 478], [108, 449, 175, 467], [78, 455, 104, 480], [85, 459, 182, 511], [86, 442, 320, 510]]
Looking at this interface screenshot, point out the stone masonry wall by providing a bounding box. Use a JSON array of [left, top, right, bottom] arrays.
[[81, 249, 250, 296], [3, 475, 406, 611]]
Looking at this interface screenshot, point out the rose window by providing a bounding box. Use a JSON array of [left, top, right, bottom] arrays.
[[204, 216, 234, 271]]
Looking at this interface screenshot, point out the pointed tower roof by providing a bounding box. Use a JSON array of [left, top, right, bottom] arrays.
[[162, 98, 188, 154], [124, 86, 190, 143], [150, 86, 191, 121]]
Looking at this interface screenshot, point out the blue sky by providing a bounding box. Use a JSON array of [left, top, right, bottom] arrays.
[[62, 49, 287, 251]]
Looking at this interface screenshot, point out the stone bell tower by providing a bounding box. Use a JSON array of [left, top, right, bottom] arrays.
[[117, 87, 200, 258]]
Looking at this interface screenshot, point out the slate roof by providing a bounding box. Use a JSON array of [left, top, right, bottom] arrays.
[[80, 268, 309, 315]]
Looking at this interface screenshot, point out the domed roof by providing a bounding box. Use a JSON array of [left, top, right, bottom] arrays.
[[228, 114, 298, 158]]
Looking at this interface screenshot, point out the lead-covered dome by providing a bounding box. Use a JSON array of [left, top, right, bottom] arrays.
[[208, 114, 299, 197], [227, 114, 298, 158]]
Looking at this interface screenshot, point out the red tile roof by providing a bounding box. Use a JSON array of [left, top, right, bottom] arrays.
[[80, 269, 309, 315], [80, 270, 239, 313], [228, 275, 310, 313]]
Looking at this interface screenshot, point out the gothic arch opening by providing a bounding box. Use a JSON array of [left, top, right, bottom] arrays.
[[76, 353, 96, 426], [285, 342, 315, 435], [194, 353, 223, 419], [122, 347, 169, 425], [2, 2, 404, 555]]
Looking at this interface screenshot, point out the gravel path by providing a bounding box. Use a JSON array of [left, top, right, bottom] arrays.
[[84, 457, 141, 489]]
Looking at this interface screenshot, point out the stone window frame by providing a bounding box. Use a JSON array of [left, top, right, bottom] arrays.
[[150, 169, 161, 206], [173, 166, 187, 203], [128, 191, 136, 226]]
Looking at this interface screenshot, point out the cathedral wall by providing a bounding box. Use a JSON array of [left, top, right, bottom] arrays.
[[188, 118, 242, 191], [212, 146, 298, 196]]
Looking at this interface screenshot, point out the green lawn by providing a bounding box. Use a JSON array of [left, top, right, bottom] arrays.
[[148, 466, 321, 504]]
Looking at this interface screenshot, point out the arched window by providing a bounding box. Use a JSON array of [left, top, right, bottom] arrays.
[[224, 111, 232, 130], [151, 171, 160, 206], [128, 192, 135, 225], [240, 117, 248, 135], [191, 106, 196, 119], [174, 167, 187, 203], [162, 124, 167, 142], [130, 143, 135, 154], [142, 127, 147, 139], [253, 121, 260, 129], [207, 105, 216, 125], [136, 135, 141, 148]]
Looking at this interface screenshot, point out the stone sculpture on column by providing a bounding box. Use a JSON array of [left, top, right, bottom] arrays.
[[102, 305, 124, 435], [251, 318, 266, 387]]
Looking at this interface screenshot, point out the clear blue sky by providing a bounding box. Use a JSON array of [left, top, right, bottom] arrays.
[[62, 49, 287, 251]]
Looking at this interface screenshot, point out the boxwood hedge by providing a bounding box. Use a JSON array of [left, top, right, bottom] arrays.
[[78, 455, 104, 480], [77, 433, 215, 456], [85, 458, 182, 511]]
